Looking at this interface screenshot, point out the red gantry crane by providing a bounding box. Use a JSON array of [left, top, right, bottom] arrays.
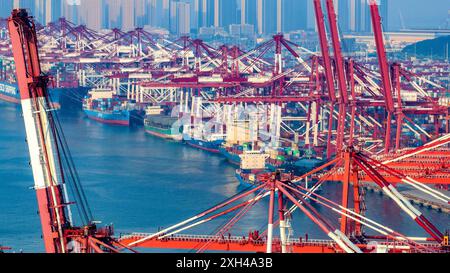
[[6, 6, 450, 254], [8, 9, 131, 253]]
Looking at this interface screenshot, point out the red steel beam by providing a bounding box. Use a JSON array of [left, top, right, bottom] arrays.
[[369, 0, 394, 113]]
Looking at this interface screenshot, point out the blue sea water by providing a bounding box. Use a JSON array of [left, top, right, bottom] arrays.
[[0, 102, 448, 253]]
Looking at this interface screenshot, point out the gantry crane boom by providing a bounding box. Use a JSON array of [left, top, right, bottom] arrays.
[[312, 0, 337, 103], [8, 8, 69, 253], [313, 0, 337, 159], [325, 0, 349, 152], [8, 8, 121, 254], [369, 0, 395, 153], [325, 0, 348, 104]]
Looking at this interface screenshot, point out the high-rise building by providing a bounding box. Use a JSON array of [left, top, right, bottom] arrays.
[[35, 0, 45, 23], [105, 0, 122, 29], [282, 0, 307, 32], [379, 0, 388, 31], [178, 1, 191, 34], [244, 0, 257, 29], [338, 0, 350, 32], [62, 0, 80, 25], [204, 0, 216, 27], [102, 0, 110, 29], [162, 0, 170, 29], [15, 0, 35, 10], [135, 0, 150, 27], [77, 0, 102, 30], [199, 0, 207, 27], [262, 0, 277, 34], [6, 0, 396, 36], [336, 0, 389, 33], [219, 0, 238, 27], [190, 0, 201, 32], [447, 9, 450, 29], [170, 0, 191, 34], [257, 0, 262, 34], [50, 0, 62, 24], [121, 0, 135, 31], [0, 0, 14, 18], [277, 0, 281, 33], [214, 0, 219, 27]]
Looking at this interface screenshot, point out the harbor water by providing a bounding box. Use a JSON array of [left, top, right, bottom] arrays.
[[0, 102, 448, 252]]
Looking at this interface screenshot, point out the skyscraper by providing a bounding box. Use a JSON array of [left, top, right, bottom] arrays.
[[77, 0, 102, 30], [282, 0, 307, 32], [179, 1, 191, 34], [62, 0, 80, 25], [244, 0, 258, 29], [205, 0, 216, 27], [219, 0, 238, 27], [263, 0, 277, 34], [161, 0, 170, 29], [257, 0, 263, 34], [337, 0, 389, 33], [170, 0, 191, 34], [190, 0, 201, 32], [0, 0, 14, 18], [15, 0, 36, 10], [106, 0, 122, 29], [102, 0, 110, 29], [135, 0, 149, 27], [50, 0, 62, 24], [121, 0, 135, 31], [379, 0, 388, 31], [338, 0, 350, 32]]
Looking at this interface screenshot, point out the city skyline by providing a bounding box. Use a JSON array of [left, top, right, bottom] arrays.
[[0, 0, 449, 35]]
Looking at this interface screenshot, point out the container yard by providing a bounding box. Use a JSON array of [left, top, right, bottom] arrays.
[[0, 0, 449, 264]]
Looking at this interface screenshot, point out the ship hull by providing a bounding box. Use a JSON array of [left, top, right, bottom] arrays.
[[0, 92, 20, 104], [84, 109, 130, 126], [0, 81, 88, 109], [219, 147, 241, 165], [185, 138, 223, 153], [235, 171, 254, 187], [145, 125, 182, 141]]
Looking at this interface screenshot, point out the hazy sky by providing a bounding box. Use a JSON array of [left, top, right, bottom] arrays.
[[388, 0, 449, 29]]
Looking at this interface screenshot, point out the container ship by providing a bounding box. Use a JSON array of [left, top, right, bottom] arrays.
[[83, 90, 143, 126], [234, 151, 298, 188], [0, 81, 62, 108], [144, 105, 183, 141], [183, 125, 225, 153], [219, 142, 291, 168], [235, 150, 324, 190], [0, 61, 89, 109]]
